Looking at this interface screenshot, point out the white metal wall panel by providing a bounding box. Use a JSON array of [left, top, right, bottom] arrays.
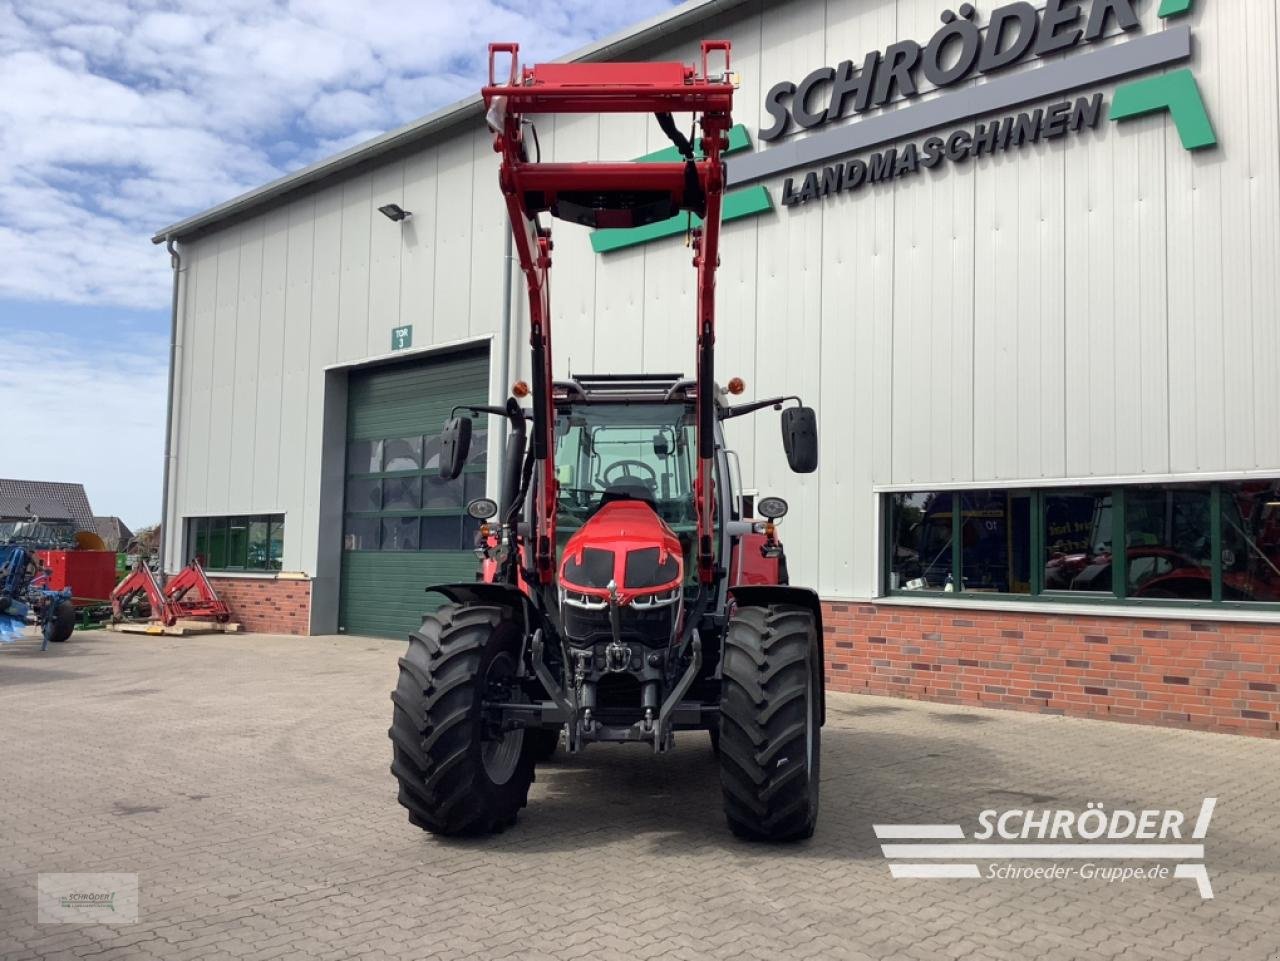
[[1246, 0, 1280, 471], [749, 0, 826, 579], [1129, 3, 1172, 477], [336, 174, 373, 364], [469, 127, 508, 341], [252, 210, 290, 509], [205, 228, 242, 517], [816, 0, 895, 594], [587, 114, 651, 376], [1208, 0, 1251, 474], [639, 33, 702, 379], [276, 201, 317, 572], [179, 239, 214, 517], [368, 163, 405, 357], [709, 11, 766, 478], [166, 0, 1280, 604], [400, 151, 439, 345], [545, 113, 602, 377], [432, 136, 476, 345], [299, 189, 344, 575], [228, 219, 264, 510]]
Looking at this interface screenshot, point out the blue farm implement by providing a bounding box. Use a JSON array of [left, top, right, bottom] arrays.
[[0, 544, 76, 650]]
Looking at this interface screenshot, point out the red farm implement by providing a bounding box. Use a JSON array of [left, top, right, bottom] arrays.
[[111, 560, 231, 628]]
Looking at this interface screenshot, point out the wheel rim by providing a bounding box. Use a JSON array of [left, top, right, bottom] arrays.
[[481, 651, 525, 785]]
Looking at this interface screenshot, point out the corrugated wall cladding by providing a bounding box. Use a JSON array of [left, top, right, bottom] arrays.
[[167, 0, 1280, 603]]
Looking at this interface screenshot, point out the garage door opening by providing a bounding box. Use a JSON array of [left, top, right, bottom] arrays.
[[338, 347, 489, 637]]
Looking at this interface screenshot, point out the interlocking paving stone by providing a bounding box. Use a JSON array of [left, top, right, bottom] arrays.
[[1, 629, 1277, 960]]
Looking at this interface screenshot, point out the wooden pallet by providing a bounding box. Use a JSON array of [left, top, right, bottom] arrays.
[[106, 620, 242, 637]]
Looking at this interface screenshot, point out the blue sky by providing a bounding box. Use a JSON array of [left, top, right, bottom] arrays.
[[0, 0, 680, 528]]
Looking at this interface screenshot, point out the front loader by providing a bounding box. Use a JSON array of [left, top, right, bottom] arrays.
[[389, 41, 825, 841]]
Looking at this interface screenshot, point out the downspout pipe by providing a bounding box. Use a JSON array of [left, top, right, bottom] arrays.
[[159, 238, 183, 576]]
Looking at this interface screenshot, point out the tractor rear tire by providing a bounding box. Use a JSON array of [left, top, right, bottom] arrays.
[[718, 604, 820, 842], [44, 600, 76, 643], [388, 603, 536, 836]]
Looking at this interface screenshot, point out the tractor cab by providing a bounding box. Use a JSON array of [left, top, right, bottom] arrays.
[[550, 375, 726, 576]]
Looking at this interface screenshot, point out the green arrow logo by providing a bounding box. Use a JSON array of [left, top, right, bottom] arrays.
[[1111, 1, 1215, 149], [1157, 0, 1194, 17], [1110, 68, 1217, 150]]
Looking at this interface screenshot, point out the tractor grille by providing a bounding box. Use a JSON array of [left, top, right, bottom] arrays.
[[562, 599, 677, 648]]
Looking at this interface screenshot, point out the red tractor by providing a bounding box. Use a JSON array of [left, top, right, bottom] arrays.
[[388, 42, 824, 841]]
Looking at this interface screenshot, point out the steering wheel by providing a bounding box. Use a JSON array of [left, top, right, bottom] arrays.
[[602, 459, 658, 489]]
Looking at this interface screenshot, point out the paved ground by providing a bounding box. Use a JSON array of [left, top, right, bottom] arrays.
[[1, 629, 1278, 961]]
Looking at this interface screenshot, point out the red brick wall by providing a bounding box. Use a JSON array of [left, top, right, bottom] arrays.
[[208, 577, 311, 635], [822, 602, 1280, 738]]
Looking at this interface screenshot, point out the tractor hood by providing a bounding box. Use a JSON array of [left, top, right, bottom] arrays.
[[558, 499, 683, 606]]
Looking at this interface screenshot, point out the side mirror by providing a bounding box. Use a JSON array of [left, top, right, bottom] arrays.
[[781, 406, 818, 473], [439, 416, 472, 481], [653, 433, 671, 458]]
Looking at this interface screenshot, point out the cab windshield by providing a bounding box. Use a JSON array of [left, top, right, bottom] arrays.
[[553, 403, 698, 535]]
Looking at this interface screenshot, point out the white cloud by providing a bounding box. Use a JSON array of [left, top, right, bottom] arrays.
[[0, 0, 682, 310], [304, 89, 388, 136], [0, 326, 167, 528]]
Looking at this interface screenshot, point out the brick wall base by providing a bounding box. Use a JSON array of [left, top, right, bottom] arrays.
[[823, 602, 1280, 738], [209, 577, 311, 636]]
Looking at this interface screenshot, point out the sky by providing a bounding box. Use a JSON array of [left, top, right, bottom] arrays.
[[0, 0, 681, 528]]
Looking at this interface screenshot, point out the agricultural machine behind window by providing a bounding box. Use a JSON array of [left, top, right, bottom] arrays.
[[0, 522, 77, 649], [388, 42, 827, 842]]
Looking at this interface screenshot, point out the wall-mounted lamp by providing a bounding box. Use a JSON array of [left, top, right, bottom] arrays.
[[378, 203, 411, 222]]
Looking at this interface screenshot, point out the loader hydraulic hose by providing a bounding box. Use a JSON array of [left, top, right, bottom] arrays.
[[655, 112, 705, 217], [500, 398, 526, 520], [530, 332, 549, 463], [655, 112, 694, 159]]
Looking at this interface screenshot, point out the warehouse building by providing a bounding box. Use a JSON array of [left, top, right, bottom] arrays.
[[153, 0, 1280, 736]]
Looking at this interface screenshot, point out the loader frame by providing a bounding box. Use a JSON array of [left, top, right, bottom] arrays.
[[482, 41, 735, 588]]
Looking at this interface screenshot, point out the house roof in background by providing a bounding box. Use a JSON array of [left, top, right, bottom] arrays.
[[151, 0, 755, 244], [94, 516, 135, 550], [0, 478, 95, 530]]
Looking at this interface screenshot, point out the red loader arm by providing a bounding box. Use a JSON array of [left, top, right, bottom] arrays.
[[482, 41, 734, 586]]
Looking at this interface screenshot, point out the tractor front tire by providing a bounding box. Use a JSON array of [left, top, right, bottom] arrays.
[[389, 604, 536, 836], [718, 604, 821, 842], [43, 599, 76, 644]]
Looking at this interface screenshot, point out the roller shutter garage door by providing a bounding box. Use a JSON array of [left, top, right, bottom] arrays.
[[339, 347, 489, 637]]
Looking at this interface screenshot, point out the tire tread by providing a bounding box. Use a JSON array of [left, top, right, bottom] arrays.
[[718, 603, 820, 842], [388, 603, 535, 836]]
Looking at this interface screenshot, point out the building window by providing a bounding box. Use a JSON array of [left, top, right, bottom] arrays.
[[1042, 488, 1114, 595], [884, 480, 1280, 608], [189, 515, 285, 572], [342, 430, 486, 553]]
